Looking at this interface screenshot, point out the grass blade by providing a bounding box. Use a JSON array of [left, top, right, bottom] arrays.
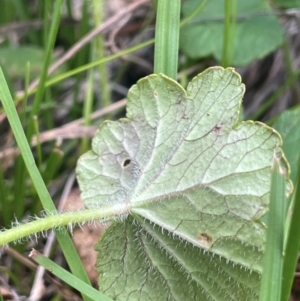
[[0, 162, 10, 226], [92, 0, 111, 110], [27, 0, 63, 138], [281, 158, 300, 301], [30, 249, 113, 301], [154, 0, 181, 79], [41, 145, 63, 185], [259, 158, 286, 301]]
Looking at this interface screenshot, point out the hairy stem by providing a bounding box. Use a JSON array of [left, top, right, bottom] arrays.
[[0, 203, 130, 246]]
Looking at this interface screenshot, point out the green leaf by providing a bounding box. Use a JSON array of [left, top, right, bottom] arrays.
[[77, 67, 292, 300], [273, 0, 300, 9], [96, 217, 261, 300], [0, 46, 65, 79], [273, 105, 300, 184], [180, 0, 284, 66]]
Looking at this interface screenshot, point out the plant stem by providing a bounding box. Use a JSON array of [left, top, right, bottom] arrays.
[[0, 204, 129, 246], [27, 0, 63, 139], [92, 0, 111, 111], [154, 0, 181, 79], [221, 0, 237, 67], [81, 62, 94, 153]]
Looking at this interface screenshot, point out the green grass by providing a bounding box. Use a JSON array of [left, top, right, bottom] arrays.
[[30, 250, 114, 301], [259, 159, 286, 301]]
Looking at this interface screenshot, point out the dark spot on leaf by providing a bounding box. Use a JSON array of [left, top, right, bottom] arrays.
[[199, 233, 212, 245], [213, 126, 221, 133], [122, 159, 131, 168], [182, 114, 188, 120], [176, 98, 182, 105]]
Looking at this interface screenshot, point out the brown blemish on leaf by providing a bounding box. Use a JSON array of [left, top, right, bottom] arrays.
[[213, 125, 221, 133], [199, 233, 213, 246]]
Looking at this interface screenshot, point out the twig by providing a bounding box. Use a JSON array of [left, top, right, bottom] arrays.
[[108, 25, 153, 72], [0, 20, 43, 36]]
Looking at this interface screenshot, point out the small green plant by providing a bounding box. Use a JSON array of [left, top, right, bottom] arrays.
[[0, 64, 292, 300], [0, 65, 294, 301]]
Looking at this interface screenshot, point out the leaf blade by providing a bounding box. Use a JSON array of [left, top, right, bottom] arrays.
[[77, 67, 292, 300]]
